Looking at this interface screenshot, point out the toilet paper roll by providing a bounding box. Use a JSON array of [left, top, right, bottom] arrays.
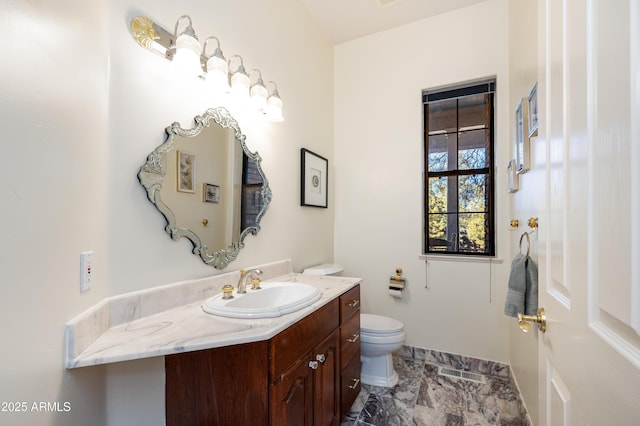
[[389, 288, 403, 298]]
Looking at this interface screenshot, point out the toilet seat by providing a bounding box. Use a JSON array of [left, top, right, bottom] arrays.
[[361, 314, 404, 336]]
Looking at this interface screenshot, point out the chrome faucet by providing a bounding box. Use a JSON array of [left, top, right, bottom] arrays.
[[237, 268, 263, 294]]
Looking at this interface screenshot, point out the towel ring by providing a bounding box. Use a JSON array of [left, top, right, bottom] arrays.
[[519, 232, 530, 256]]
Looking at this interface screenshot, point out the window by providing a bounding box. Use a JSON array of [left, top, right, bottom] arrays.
[[423, 81, 495, 256], [241, 155, 264, 230]]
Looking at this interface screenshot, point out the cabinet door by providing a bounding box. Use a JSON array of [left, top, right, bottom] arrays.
[[313, 330, 339, 426], [271, 355, 314, 426], [339, 312, 360, 370], [340, 350, 361, 420]]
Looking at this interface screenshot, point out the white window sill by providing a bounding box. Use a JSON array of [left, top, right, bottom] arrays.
[[418, 254, 503, 264]]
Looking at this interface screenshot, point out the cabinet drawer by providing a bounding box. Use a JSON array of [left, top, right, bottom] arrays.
[[270, 298, 339, 380], [339, 285, 360, 322], [340, 349, 361, 420], [340, 312, 360, 370]]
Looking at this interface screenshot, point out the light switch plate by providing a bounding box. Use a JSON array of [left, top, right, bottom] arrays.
[[80, 251, 93, 292]]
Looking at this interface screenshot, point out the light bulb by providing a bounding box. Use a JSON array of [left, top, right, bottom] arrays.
[[250, 71, 268, 112], [229, 56, 250, 102], [206, 55, 229, 93], [173, 33, 202, 77], [203, 37, 229, 94], [266, 93, 284, 122], [266, 81, 284, 122]]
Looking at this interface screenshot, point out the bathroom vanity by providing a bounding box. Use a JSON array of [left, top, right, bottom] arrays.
[[166, 284, 360, 425], [65, 260, 361, 425]]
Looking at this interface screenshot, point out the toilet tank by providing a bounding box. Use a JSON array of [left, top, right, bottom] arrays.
[[302, 263, 344, 276]]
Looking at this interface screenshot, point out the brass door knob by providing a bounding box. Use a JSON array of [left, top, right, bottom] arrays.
[[518, 308, 547, 333]]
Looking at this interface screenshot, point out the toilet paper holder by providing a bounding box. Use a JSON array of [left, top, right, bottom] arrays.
[[389, 268, 405, 291]]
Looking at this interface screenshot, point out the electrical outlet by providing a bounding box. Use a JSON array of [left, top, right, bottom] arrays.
[[80, 251, 93, 292]]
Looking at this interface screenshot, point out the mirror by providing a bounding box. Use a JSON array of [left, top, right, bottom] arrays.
[[138, 107, 272, 269]]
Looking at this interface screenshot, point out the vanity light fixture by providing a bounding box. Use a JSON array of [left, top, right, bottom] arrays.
[[172, 15, 203, 77], [130, 15, 284, 122], [249, 69, 268, 112], [265, 81, 284, 122], [203, 36, 230, 93], [130, 16, 172, 58], [228, 55, 251, 101]]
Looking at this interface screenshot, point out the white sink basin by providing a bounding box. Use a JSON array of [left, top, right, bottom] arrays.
[[202, 282, 322, 319]]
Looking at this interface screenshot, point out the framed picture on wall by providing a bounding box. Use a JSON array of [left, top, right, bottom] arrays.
[[527, 83, 539, 137], [177, 151, 196, 193], [203, 183, 220, 203], [300, 148, 328, 208], [515, 98, 530, 174]]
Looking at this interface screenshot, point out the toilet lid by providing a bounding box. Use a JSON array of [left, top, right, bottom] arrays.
[[360, 314, 404, 335]]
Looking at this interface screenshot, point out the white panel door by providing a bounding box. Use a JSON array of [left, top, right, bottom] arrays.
[[533, 0, 640, 424]]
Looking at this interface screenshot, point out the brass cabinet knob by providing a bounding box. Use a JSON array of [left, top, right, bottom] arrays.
[[518, 308, 546, 333]]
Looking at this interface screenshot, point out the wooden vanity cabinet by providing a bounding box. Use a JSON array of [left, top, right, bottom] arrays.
[[338, 285, 361, 419], [270, 350, 313, 425], [165, 339, 270, 426], [270, 297, 340, 426], [270, 329, 339, 426], [165, 284, 360, 426]]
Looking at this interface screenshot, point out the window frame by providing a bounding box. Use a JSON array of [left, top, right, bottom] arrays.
[[422, 80, 496, 257]]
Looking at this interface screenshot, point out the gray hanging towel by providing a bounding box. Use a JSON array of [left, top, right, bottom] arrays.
[[524, 255, 538, 316], [504, 254, 526, 317], [504, 253, 539, 317]]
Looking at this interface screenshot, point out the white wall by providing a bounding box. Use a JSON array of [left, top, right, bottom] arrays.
[[0, 1, 110, 424], [333, 0, 513, 363], [0, 0, 333, 424]]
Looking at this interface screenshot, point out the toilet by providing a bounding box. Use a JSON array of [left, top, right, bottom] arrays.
[[360, 313, 406, 387], [302, 263, 407, 388], [301, 263, 344, 276]]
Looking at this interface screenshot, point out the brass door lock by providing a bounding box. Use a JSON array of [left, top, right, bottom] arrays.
[[518, 308, 546, 333]]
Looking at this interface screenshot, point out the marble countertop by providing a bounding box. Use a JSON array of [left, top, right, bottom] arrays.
[[65, 260, 360, 369]]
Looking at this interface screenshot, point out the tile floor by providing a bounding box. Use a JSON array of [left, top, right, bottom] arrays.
[[341, 346, 531, 426]]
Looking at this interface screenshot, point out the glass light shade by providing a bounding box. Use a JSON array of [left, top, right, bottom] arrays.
[[206, 55, 230, 93], [230, 71, 250, 100], [173, 34, 202, 77], [266, 94, 284, 122], [250, 82, 268, 112]]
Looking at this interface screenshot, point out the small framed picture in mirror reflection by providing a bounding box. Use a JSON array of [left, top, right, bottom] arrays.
[[177, 151, 196, 193], [203, 183, 220, 203]]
